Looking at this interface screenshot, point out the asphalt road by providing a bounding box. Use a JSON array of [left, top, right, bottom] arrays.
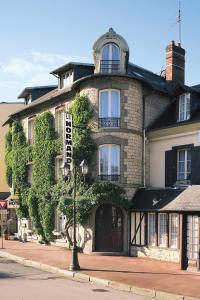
[[0, 257, 151, 300]]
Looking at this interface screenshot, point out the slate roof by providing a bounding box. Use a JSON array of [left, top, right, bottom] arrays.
[[0, 192, 10, 201], [18, 85, 57, 99], [50, 62, 94, 75], [128, 63, 169, 94], [131, 186, 200, 212]]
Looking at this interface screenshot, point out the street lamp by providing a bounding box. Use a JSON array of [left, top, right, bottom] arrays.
[[61, 159, 89, 271], [80, 159, 89, 182]]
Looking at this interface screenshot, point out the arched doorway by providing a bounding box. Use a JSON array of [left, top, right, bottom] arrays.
[[95, 205, 123, 252]]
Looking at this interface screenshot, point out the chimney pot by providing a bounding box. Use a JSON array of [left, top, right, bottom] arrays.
[[166, 41, 185, 85]]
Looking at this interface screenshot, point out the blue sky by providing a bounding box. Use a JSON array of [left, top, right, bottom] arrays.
[[0, 0, 200, 102]]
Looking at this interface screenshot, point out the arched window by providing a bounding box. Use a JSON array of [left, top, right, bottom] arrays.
[[101, 43, 120, 73], [99, 144, 120, 182], [99, 89, 120, 128]]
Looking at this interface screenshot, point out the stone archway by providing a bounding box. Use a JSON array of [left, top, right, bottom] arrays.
[[95, 205, 123, 252]]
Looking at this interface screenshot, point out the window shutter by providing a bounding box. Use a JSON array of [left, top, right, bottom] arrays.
[[191, 146, 200, 184], [165, 150, 177, 187]]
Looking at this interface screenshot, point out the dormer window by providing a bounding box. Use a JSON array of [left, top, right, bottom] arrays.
[[101, 43, 120, 74], [178, 93, 190, 121], [60, 71, 73, 89]]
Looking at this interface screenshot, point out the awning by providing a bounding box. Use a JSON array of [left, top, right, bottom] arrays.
[[131, 186, 200, 212]]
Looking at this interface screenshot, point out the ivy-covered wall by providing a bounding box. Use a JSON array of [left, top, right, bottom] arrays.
[[5, 111, 62, 242], [5, 94, 129, 245]]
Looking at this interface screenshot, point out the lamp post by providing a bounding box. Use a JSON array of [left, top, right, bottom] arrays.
[[61, 159, 89, 271]]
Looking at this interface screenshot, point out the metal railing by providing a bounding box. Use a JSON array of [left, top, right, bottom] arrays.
[[98, 174, 120, 182], [100, 60, 120, 74], [98, 117, 120, 128]]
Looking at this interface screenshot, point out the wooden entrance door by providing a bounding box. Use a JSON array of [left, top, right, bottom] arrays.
[[187, 215, 199, 270], [95, 205, 123, 252]]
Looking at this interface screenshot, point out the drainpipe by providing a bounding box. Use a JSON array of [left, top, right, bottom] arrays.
[[142, 88, 156, 188], [142, 94, 146, 188]]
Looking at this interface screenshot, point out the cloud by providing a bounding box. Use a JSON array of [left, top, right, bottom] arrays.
[[0, 50, 91, 101]]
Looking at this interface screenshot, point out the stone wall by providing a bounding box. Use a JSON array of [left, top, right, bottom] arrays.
[[80, 76, 143, 199], [130, 245, 180, 262]]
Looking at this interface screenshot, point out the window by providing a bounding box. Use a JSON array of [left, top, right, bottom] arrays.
[[55, 109, 64, 138], [54, 209, 66, 232], [99, 90, 120, 128], [159, 213, 167, 247], [148, 213, 156, 246], [169, 214, 179, 249], [99, 144, 120, 182], [27, 164, 33, 186], [101, 43, 120, 73], [178, 93, 190, 121], [28, 118, 34, 145], [177, 149, 191, 181], [55, 157, 63, 182], [60, 71, 73, 88]]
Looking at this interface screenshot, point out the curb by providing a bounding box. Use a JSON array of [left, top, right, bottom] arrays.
[[0, 251, 199, 300]]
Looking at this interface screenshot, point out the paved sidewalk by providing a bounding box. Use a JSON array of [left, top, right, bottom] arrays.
[[1, 240, 200, 299]]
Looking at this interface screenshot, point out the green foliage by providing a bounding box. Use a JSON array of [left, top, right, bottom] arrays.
[[31, 112, 58, 242], [5, 131, 13, 187], [69, 94, 96, 165], [5, 113, 61, 242], [69, 94, 93, 126]]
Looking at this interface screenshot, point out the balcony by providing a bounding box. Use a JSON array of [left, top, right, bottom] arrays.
[[98, 174, 120, 183], [100, 60, 120, 74], [98, 117, 120, 128]]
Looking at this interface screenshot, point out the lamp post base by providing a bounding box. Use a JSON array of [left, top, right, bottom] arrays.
[[69, 247, 80, 271]]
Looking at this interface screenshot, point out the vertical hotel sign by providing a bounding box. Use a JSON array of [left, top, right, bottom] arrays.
[[63, 112, 73, 171]]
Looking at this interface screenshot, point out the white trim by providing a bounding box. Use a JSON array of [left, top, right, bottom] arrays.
[[98, 144, 120, 176], [149, 131, 198, 143], [178, 93, 190, 122], [177, 148, 191, 181], [99, 89, 120, 119], [148, 213, 156, 246], [158, 213, 167, 247]]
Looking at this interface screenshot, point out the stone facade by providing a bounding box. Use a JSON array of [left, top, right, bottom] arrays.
[[130, 246, 180, 262]]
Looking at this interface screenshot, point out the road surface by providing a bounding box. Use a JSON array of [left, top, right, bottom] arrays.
[[0, 257, 150, 300]]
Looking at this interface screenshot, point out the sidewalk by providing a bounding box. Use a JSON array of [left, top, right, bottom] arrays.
[[1, 240, 200, 299]]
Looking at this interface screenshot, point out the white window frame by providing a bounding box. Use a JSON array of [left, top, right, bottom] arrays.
[[98, 144, 120, 176], [101, 43, 120, 61], [177, 149, 191, 181], [158, 213, 167, 247], [169, 213, 179, 249], [99, 89, 120, 119], [148, 213, 156, 246], [60, 71, 73, 89], [178, 93, 190, 122]]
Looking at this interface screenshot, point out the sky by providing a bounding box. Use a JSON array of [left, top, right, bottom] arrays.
[[0, 0, 200, 102]]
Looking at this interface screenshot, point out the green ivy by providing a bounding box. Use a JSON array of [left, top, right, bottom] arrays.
[[5, 94, 128, 247]]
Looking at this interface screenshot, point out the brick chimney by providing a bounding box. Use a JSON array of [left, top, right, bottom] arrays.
[[166, 41, 185, 85]]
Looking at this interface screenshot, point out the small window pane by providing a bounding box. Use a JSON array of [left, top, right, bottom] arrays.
[[111, 91, 120, 117], [111, 145, 120, 175], [159, 213, 167, 247], [148, 213, 156, 246], [102, 45, 109, 60], [100, 91, 109, 118], [100, 146, 109, 174], [170, 214, 178, 248], [111, 44, 119, 60]]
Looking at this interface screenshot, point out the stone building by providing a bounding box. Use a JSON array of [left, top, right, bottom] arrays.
[[4, 29, 200, 271]]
